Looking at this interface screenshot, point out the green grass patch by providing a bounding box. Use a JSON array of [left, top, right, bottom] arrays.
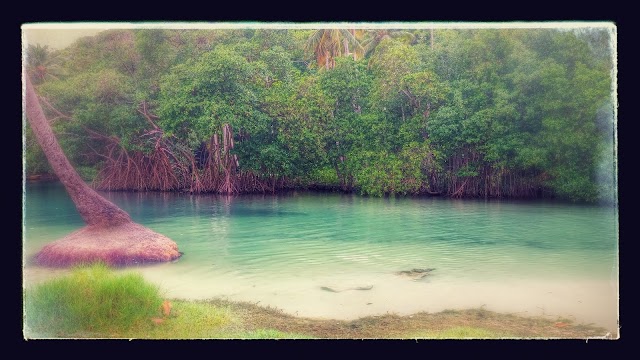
[[226, 329, 315, 339], [24, 262, 164, 338], [23, 265, 299, 339], [128, 300, 237, 339], [406, 326, 515, 339], [125, 300, 312, 339]]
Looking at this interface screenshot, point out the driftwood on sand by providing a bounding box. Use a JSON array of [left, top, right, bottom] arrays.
[[320, 285, 374, 293]]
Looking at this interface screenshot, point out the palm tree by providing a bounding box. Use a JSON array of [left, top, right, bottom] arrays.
[[305, 29, 364, 69], [26, 44, 65, 84], [24, 74, 181, 267]]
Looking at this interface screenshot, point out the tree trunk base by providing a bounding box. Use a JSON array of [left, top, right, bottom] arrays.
[[33, 222, 182, 267]]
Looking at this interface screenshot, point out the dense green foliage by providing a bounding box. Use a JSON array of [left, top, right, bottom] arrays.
[[25, 27, 615, 202]]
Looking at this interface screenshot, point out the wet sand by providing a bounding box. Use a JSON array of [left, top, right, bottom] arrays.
[[23, 263, 619, 336], [129, 268, 619, 334]]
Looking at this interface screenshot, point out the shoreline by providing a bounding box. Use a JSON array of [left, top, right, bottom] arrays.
[[23, 265, 619, 335], [25, 176, 578, 203], [22, 265, 618, 339], [174, 298, 617, 339], [134, 267, 620, 333]]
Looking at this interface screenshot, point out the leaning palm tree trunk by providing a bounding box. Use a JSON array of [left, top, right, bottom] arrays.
[[24, 76, 181, 267], [25, 77, 131, 227]]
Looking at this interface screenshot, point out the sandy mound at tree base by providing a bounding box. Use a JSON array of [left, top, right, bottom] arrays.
[[34, 222, 182, 267]]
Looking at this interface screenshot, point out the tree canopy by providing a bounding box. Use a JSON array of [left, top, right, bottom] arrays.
[[25, 26, 616, 203]]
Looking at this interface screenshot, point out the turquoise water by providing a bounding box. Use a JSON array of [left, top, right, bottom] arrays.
[[22, 182, 619, 332]]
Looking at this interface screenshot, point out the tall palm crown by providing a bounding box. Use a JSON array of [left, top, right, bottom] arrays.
[[305, 29, 364, 69], [26, 44, 65, 84]]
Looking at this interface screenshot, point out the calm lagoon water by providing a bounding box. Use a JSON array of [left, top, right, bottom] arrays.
[[22, 182, 619, 333]]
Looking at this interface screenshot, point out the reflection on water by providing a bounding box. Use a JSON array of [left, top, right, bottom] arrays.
[[22, 182, 619, 332]]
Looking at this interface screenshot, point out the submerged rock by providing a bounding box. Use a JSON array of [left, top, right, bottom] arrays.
[[395, 268, 436, 280], [320, 285, 374, 293]]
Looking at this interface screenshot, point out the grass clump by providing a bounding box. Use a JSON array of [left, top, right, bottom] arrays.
[[124, 300, 313, 339], [406, 326, 514, 339], [131, 300, 236, 339], [24, 262, 163, 338], [228, 329, 315, 339], [23, 265, 308, 339]]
